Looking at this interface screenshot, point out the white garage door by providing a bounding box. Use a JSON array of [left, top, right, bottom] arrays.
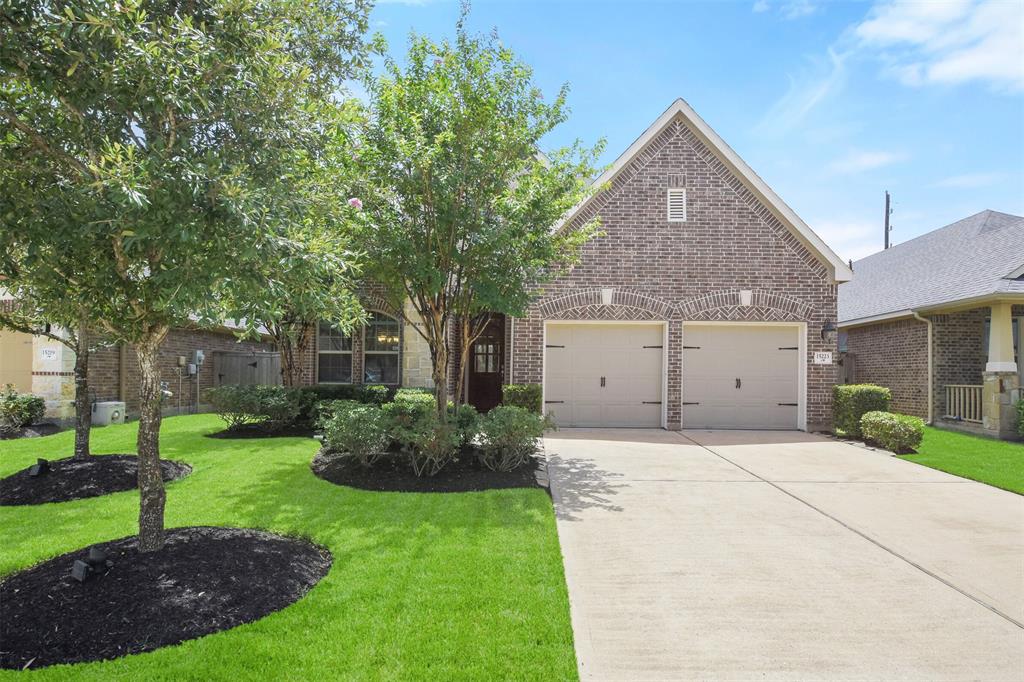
[[682, 325, 800, 430], [544, 323, 664, 427]]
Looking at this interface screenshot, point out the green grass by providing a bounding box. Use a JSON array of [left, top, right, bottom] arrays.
[[901, 426, 1024, 494], [0, 414, 577, 680]]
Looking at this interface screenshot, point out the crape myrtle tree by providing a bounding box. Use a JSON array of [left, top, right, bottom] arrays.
[[359, 8, 604, 417], [0, 0, 371, 551], [226, 124, 368, 387]]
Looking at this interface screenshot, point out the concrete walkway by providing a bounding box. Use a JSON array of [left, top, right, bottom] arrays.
[[545, 429, 1024, 681]]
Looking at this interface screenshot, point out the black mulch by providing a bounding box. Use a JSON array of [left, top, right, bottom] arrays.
[[204, 423, 315, 439], [0, 526, 332, 670], [0, 455, 192, 506], [311, 448, 549, 493], [0, 423, 64, 440]]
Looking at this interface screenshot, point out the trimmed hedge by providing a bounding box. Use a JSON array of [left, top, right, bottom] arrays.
[[204, 385, 304, 432], [861, 411, 924, 454], [321, 402, 390, 467], [477, 406, 550, 472], [833, 384, 891, 437], [0, 385, 46, 434], [502, 384, 542, 414]]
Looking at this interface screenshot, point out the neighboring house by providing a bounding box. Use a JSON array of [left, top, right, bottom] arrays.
[[839, 210, 1024, 440], [0, 296, 274, 419], [301, 99, 852, 432]]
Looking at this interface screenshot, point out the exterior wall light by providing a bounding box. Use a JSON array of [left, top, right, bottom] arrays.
[[821, 320, 837, 342]]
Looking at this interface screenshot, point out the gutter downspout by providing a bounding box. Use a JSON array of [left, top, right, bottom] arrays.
[[912, 311, 933, 424]]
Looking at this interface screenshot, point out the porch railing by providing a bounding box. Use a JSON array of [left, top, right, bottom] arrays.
[[944, 385, 983, 423]]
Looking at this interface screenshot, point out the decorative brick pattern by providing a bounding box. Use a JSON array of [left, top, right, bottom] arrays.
[[511, 112, 838, 431], [845, 318, 929, 418]]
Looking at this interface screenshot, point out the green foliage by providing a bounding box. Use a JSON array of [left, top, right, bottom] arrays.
[[204, 385, 304, 432], [449, 403, 480, 447], [502, 384, 542, 414], [313, 399, 364, 430], [301, 384, 394, 425], [407, 422, 461, 477], [477, 406, 550, 472], [321, 403, 390, 467], [381, 392, 437, 450], [861, 411, 925, 454], [356, 8, 603, 414], [833, 384, 892, 437], [0, 385, 46, 434], [1016, 399, 1024, 438]]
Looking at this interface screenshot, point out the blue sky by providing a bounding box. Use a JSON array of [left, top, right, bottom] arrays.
[[369, 0, 1024, 262]]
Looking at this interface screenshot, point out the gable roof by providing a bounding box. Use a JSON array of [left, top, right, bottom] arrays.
[[838, 210, 1024, 325], [559, 98, 853, 283]]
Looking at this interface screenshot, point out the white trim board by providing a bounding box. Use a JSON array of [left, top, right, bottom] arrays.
[[557, 98, 853, 284]]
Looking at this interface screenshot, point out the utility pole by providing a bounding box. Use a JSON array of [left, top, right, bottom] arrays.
[[883, 190, 892, 249]]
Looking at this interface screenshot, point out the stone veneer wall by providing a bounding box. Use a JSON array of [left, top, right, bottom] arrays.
[[510, 114, 839, 431], [845, 318, 929, 419]]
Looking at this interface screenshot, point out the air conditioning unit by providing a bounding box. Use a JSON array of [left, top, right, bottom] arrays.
[[92, 401, 126, 426]]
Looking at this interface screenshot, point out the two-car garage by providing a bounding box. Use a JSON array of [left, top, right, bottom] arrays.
[[543, 322, 803, 430]]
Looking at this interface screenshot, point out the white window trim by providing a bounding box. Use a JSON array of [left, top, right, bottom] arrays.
[[316, 322, 353, 385], [667, 187, 687, 222], [362, 312, 402, 386]]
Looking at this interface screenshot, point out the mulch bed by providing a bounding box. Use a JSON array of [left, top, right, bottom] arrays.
[[0, 455, 192, 506], [0, 526, 332, 670], [311, 448, 548, 493], [0, 423, 64, 440], [205, 423, 315, 439]]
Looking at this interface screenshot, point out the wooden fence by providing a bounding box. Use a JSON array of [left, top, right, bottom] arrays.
[[212, 351, 281, 387]]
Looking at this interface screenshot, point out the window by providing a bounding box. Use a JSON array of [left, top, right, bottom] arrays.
[[473, 338, 500, 373], [667, 187, 687, 222], [363, 312, 400, 385], [317, 321, 352, 383]]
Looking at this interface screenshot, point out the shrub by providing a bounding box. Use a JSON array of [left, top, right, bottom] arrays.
[[407, 422, 461, 477], [502, 384, 542, 414], [321, 403, 391, 467], [204, 385, 303, 432], [477, 405, 549, 472], [448, 403, 479, 448], [382, 391, 437, 450], [861, 411, 924, 454], [295, 384, 395, 424], [1017, 399, 1024, 438], [314, 399, 364, 430], [833, 384, 891, 437], [0, 385, 46, 434]]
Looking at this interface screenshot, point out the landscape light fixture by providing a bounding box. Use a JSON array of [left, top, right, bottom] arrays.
[[28, 458, 49, 477], [71, 548, 114, 583], [820, 320, 837, 342]]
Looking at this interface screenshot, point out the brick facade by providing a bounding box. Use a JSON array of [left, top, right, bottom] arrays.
[[89, 327, 272, 415], [511, 114, 839, 431], [845, 318, 929, 418]]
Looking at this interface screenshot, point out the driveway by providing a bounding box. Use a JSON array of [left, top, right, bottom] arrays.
[[544, 429, 1024, 681]]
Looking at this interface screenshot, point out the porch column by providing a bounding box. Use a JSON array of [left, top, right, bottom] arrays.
[[982, 302, 1019, 439]]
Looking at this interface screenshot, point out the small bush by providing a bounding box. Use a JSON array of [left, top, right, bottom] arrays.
[[477, 405, 550, 472], [0, 385, 46, 434], [833, 384, 891, 437], [448, 403, 479, 448], [295, 384, 394, 424], [382, 392, 437, 450], [408, 422, 461, 477], [1016, 399, 1024, 438], [861, 411, 924, 454], [204, 385, 303, 432], [502, 384, 542, 414], [314, 399, 364, 430], [321, 403, 391, 467]]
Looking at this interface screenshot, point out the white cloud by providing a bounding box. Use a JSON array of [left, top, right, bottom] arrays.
[[854, 0, 1024, 91], [756, 48, 848, 135], [812, 218, 884, 261], [752, 0, 770, 13], [751, 0, 820, 19], [827, 149, 908, 175], [933, 172, 1004, 188]]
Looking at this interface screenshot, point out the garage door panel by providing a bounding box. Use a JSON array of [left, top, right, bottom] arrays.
[[545, 323, 664, 428], [682, 325, 799, 430]]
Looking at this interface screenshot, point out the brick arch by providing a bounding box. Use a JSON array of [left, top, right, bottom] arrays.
[[538, 288, 673, 319], [677, 290, 814, 321], [360, 294, 401, 320]]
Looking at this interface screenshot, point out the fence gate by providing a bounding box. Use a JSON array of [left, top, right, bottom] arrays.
[[212, 351, 281, 386]]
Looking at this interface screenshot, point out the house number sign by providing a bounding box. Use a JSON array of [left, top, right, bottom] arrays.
[[813, 351, 833, 365]]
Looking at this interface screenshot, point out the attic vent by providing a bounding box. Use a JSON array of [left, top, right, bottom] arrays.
[[667, 188, 687, 222]]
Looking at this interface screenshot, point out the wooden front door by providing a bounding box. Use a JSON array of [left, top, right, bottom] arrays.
[[468, 315, 505, 412]]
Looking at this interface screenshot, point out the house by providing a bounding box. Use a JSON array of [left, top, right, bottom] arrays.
[[0, 296, 273, 419], [300, 99, 852, 431], [838, 210, 1024, 440]]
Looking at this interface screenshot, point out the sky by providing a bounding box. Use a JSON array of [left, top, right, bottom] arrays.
[[367, 0, 1024, 263]]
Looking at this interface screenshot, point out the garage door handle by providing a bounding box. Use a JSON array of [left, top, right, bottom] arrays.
[[600, 376, 606, 387], [735, 378, 741, 389], [642, 401, 662, 404], [544, 400, 565, 404], [778, 402, 798, 406]]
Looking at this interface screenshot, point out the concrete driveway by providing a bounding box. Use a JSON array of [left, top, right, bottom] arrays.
[[544, 429, 1024, 681]]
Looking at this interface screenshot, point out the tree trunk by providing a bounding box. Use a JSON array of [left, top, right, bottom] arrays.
[[278, 320, 312, 388], [454, 318, 471, 407], [136, 326, 169, 553], [72, 319, 91, 459], [430, 341, 449, 420]]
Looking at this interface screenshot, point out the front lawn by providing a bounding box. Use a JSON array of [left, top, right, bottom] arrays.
[[0, 414, 577, 680], [901, 426, 1024, 495]]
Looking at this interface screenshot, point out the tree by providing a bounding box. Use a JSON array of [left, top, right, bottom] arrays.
[[359, 10, 603, 417], [0, 0, 370, 551]]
